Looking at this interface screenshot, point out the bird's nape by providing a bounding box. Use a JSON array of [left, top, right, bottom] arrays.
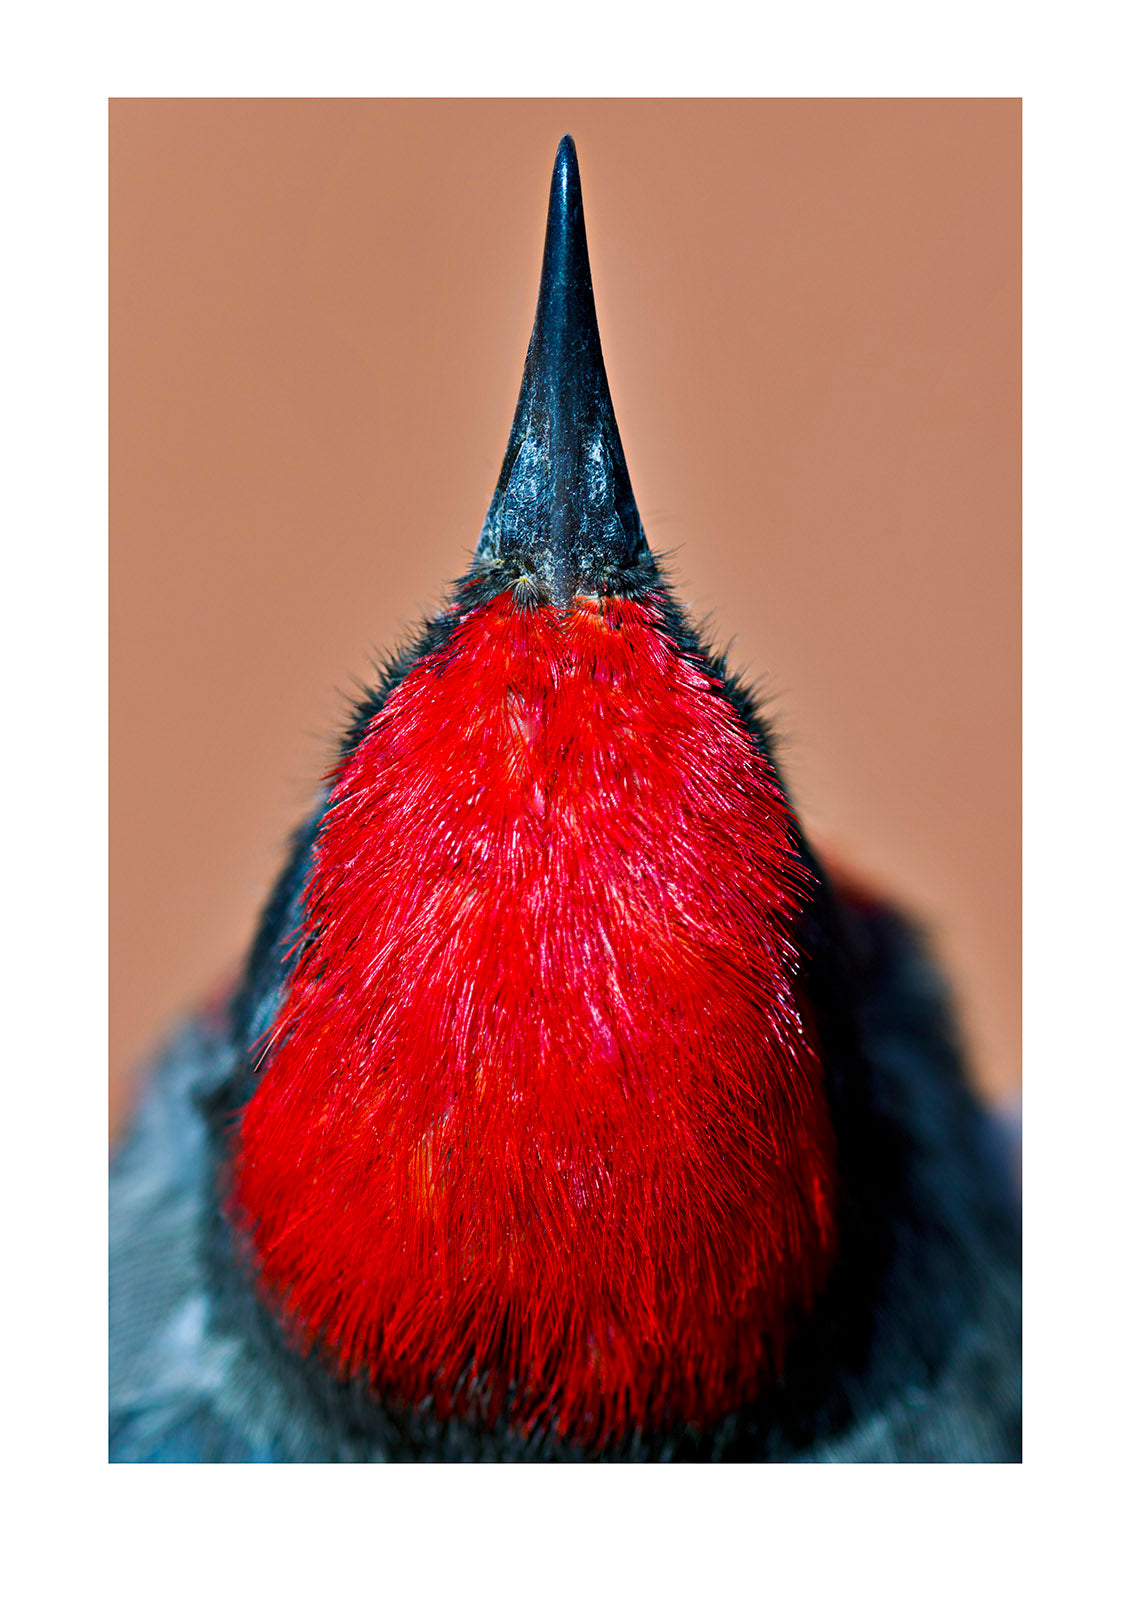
[[229, 592, 838, 1446]]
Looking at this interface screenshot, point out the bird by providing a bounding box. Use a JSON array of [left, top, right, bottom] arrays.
[[109, 134, 1021, 1464]]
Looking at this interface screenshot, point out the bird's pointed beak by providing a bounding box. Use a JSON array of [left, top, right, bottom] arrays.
[[475, 135, 648, 606]]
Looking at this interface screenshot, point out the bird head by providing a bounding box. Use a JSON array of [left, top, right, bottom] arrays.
[[227, 137, 838, 1448]]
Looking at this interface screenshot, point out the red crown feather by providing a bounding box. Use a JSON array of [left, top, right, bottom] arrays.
[[232, 592, 836, 1445]]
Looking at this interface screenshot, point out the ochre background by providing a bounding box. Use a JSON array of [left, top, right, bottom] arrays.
[[110, 99, 1020, 1130]]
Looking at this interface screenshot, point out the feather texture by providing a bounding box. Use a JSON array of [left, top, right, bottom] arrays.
[[230, 590, 837, 1445]]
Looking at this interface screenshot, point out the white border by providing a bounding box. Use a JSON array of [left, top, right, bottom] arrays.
[[5, 1, 1128, 1593]]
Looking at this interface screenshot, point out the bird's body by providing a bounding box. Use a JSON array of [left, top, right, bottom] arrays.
[[110, 138, 1020, 1463]]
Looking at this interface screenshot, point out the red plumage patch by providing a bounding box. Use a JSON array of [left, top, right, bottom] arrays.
[[231, 591, 837, 1445]]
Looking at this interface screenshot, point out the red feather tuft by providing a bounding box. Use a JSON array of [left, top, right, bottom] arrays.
[[231, 591, 837, 1445]]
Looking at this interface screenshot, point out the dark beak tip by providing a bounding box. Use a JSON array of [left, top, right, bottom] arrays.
[[553, 134, 580, 189]]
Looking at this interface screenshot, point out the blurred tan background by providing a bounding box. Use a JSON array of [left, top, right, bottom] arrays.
[[110, 98, 1020, 1131]]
